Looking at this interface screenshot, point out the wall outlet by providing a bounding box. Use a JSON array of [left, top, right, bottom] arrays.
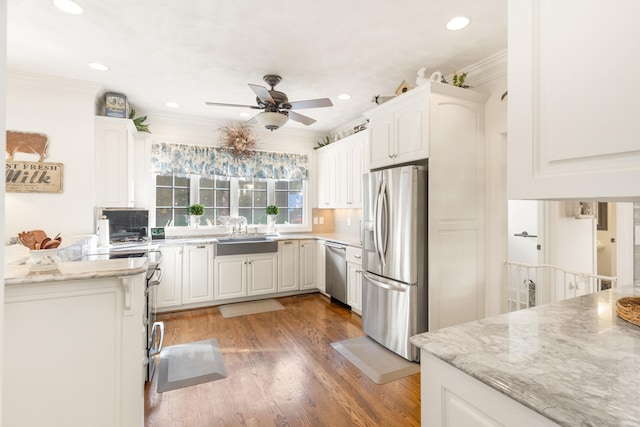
[[319, 217, 324, 225], [313, 217, 318, 225]]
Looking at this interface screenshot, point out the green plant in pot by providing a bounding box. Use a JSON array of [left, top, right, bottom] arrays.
[[188, 204, 205, 227], [266, 205, 279, 235], [266, 205, 279, 216]]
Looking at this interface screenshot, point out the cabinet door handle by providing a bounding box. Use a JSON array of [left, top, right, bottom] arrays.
[[196, 245, 206, 249], [354, 255, 361, 259], [284, 241, 293, 245]]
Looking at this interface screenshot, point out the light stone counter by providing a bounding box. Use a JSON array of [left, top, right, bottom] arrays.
[[410, 286, 640, 426], [5, 257, 148, 286]]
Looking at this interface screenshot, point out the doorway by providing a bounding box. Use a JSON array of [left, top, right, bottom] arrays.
[[596, 203, 616, 286]]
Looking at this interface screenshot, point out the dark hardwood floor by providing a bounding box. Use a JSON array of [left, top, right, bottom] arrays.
[[145, 293, 421, 426]]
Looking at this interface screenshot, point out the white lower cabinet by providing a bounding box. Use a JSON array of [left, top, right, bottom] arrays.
[[157, 245, 183, 308], [247, 254, 278, 295], [346, 246, 363, 314], [182, 244, 215, 304], [4, 273, 146, 427], [299, 239, 316, 290], [421, 352, 559, 427], [278, 240, 299, 292], [214, 253, 278, 300], [214, 255, 247, 300], [316, 240, 326, 293]]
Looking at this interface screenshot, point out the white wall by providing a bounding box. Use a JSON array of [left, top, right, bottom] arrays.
[[1, 0, 7, 417], [546, 201, 596, 297], [5, 73, 100, 242]]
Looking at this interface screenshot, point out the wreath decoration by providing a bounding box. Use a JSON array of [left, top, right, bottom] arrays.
[[219, 122, 258, 157]]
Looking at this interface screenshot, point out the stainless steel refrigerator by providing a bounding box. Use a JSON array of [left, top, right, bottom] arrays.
[[361, 165, 428, 361]]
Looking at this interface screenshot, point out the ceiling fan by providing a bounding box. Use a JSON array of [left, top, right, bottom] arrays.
[[205, 74, 333, 131]]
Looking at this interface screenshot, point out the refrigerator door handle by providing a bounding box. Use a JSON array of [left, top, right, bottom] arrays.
[[363, 272, 409, 293], [380, 180, 389, 259], [375, 179, 387, 267]]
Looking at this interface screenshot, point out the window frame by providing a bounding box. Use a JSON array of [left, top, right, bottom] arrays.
[[151, 173, 311, 232]]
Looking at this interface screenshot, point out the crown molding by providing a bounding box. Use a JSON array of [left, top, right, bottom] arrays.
[[457, 49, 507, 87], [7, 70, 103, 94]]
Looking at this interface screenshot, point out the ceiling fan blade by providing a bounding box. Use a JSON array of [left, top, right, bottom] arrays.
[[248, 84, 275, 105], [287, 111, 317, 126], [288, 98, 333, 110], [205, 101, 261, 109]]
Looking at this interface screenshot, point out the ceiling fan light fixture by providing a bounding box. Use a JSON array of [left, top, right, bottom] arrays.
[[255, 111, 288, 131]]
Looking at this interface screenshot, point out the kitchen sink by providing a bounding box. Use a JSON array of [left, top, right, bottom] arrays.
[[215, 236, 277, 256]]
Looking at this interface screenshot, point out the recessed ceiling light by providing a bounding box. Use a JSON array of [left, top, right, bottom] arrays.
[[337, 94, 351, 100], [53, 0, 83, 14], [88, 62, 109, 71], [239, 112, 251, 117], [166, 102, 179, 108], [446, 16, 471, 31]]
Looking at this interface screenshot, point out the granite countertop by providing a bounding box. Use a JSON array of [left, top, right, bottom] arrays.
[[5, 232, 361, 286], [5, 258, 148, 286], [156, 233, 362, 247], [410, 286, 640, 426]]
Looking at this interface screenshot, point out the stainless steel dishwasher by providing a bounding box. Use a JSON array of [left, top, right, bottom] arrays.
[[325, 242, 347, 305]]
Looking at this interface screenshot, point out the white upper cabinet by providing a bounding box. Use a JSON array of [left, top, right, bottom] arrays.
[[95, 116, 139, 207], [364, 82, 487, 170], [508, 0, 640, 200], [316, 130, 368, 208], [367, 96, 428, 169]]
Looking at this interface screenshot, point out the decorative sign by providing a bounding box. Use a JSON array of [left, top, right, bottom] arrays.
[[6, 161, 63, 193], [5, 130, 63, 193]]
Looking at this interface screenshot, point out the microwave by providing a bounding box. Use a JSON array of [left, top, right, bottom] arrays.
[[97, 208, 149, 243]]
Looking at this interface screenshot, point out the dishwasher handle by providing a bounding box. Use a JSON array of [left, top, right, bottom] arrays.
[[325, 242, 346, 251]]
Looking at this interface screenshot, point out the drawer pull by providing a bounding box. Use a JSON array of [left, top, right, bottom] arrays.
[[196, 245, 206, 249]]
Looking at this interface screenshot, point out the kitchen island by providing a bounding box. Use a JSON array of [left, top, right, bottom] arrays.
[[4, 243, 148, 427], [410, 285, 640, 427]]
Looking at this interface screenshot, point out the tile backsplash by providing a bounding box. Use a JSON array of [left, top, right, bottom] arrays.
[[312, 208, 362, 242]]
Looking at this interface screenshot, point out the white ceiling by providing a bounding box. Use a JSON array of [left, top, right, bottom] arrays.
[[7, 0, 507, 133]]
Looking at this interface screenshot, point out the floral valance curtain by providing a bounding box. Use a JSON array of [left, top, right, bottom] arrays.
[[151, 142, 309, 180]]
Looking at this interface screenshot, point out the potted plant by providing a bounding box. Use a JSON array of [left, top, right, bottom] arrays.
[[188, 203, 205, 228], [266, 205, 279, 235]]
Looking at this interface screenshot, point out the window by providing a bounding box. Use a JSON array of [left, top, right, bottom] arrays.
[[153, 174, 306, 228], [238, 178, 267, 225], [199, 176, 231, 221], [275, 180, 303, 224], [155, 175, 191, 226]]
